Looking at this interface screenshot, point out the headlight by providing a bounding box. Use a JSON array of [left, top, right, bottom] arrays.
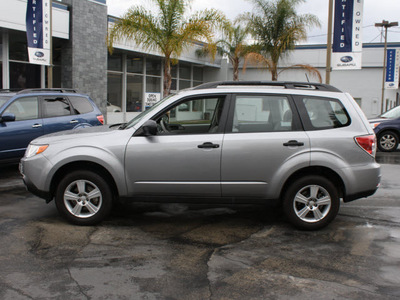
[[370, 122, 380, 129], [25, 144, 49, 158]]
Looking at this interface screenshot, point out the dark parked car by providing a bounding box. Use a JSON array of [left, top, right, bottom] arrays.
[[0, 89, 104, 163], [369, 105, 400, 152]]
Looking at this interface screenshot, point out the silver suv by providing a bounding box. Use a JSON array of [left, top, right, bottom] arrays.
[[20, 81, 381, 230]]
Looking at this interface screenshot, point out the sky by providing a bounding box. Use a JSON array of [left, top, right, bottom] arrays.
[[106, 0, 400, 45]]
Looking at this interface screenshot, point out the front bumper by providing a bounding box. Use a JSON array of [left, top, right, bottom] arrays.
[[19, 156, 53, 202]]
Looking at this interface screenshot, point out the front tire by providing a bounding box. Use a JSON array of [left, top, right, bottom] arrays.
[[55, 170, 113, 225], [377, 131, 399, 152], [283, 176, 340, 230]]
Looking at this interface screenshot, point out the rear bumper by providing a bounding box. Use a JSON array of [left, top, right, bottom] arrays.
[[342, 162, 381, 202]]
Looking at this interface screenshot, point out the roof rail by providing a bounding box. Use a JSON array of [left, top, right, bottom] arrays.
[[192, 81, 342, 92], [16, 88, 78, 94]]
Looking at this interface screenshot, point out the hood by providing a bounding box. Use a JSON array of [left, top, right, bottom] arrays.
[[368, 117, 389, 123], [31, 125, 122, 144]]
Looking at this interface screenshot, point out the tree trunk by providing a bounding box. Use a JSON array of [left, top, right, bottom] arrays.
[[163, 56, 172, 97], [232, 57, 239, 81]]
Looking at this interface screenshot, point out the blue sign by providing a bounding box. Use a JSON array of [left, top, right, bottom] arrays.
[[26, 0, 43, 49], [386, 49, 396, 83], [333, 0, 354, 53]]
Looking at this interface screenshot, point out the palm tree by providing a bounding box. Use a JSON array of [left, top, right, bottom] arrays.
[[107, 0, 225, 96], [243, 0, 321, 81], [197, 22, 255, 81]]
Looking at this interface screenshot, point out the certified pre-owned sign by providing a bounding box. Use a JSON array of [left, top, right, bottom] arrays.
[[25, 0, 51, 66]]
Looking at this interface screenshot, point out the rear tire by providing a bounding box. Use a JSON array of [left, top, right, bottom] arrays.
[[377, 131, 399, 152], [283, 175, 340, 230], [55, 170, 113, 225]]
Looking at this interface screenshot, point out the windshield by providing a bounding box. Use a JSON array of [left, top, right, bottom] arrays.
[[380, 106, 400, 119], [124, 94, 175, 129], [0, 96, 12, 108]]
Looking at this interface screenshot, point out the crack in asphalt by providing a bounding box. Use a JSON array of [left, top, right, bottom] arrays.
[[67, 267, 90, 300], [205, 225, 269, 300], [0, 281, 35, 299]]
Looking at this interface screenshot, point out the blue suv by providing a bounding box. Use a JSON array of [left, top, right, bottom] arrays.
[[369, 105, 400, 152], [0, 89, 104, 163]]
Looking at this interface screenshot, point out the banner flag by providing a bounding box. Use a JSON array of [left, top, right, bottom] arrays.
[[332, 0, 363, 70], [385, 49, 400, 89], [26, 0, 51, 65]]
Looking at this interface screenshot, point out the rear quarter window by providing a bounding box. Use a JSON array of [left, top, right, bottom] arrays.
[[296, 96, 351, 130], [69, 96, 94, 114]]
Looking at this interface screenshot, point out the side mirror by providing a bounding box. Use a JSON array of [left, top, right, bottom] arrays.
[[0, 113, 16, 123], [137, 120, 157, 136]]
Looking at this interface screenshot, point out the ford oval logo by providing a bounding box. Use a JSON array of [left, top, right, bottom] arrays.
[[340, 56, 353, 63], [35, 51, 45, 58]]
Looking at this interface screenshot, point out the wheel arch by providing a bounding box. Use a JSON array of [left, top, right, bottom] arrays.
[[49, 161, 119, 202], [280, 166, 345, 202]]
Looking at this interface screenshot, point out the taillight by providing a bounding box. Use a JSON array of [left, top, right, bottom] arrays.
[[355, 134, 376, 156], [97, 115, 104, 125]]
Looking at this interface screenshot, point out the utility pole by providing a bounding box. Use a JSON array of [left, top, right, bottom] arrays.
[[375, 20, 398, 113], [325, 0, 334, 84]]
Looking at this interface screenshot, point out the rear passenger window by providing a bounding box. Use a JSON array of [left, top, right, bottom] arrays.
[[69, 96, 94, 114], [301, 97, 350, 129], [232, 95, 294, 133], [42, 97, 71, 118]]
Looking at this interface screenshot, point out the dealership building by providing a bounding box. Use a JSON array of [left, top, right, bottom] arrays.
[[1, 0, 399, 122]]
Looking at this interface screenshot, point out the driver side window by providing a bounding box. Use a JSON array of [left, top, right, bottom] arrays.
[[157, 96, 225, 135]]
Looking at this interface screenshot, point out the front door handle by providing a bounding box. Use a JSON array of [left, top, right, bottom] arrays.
[[198, 142, 220, 149], [283, 140, 304, 147], [70, 120, 79, 124], [32, 123, 42, 128]]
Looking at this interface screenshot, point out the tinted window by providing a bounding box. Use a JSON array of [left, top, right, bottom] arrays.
[[4, 96, 39, 121], [301, 97, 350, 129], [0, 96, 12, 108], [232, 95, 293, 133], [69, 96, 94, 114], [42, 97, 71, 118]]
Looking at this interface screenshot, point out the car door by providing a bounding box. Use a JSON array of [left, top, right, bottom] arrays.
[[0, 96, 43, 160], [125, 95, 228, 197], [221, 93, 310, 198], [41, 95, 79, 134]]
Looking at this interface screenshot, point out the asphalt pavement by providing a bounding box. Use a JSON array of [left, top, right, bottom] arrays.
[[0, 152, 399, 299]]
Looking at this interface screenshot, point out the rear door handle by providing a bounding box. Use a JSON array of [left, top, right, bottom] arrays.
[[283, 140, 304, 147], [32, 123, 42, 128], [198, 142, 220, 149]]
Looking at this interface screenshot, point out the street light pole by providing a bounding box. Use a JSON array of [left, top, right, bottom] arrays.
[[375, 20, 398, 113]]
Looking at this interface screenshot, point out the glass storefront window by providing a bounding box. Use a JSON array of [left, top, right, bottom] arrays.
[[9, 31, 28, 62], [171, 64, 178, 78], [193, 66, 203, 81], [179, 63, 191, 80], [170, 79, 177, 91], [179, 80, 191, 90], [146, 58, 161, 76], [108, 54, 122, 72], [107, 73, 123, 110], [127, 55, 143, 74], [9, 62, 40, 89], [127, 75, 143, 112], [146, 77, 161, 93]]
